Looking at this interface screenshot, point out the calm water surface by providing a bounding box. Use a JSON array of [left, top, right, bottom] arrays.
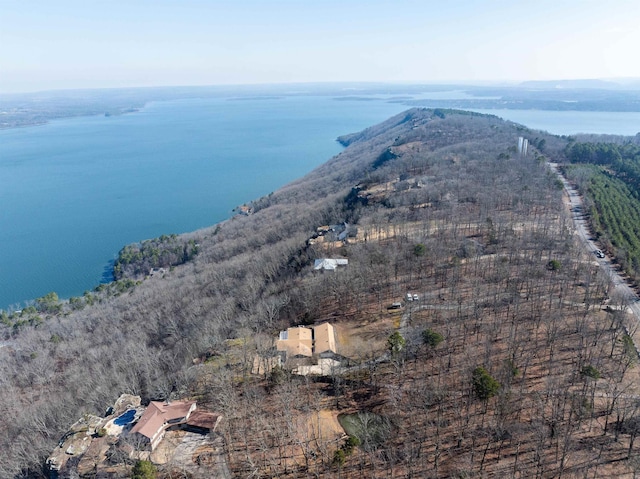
[[0, 96, 408, 309], [1, 95, 638, 309], [472, 109, 640, 136]]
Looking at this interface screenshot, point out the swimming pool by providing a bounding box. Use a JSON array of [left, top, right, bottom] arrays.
[[113, 409, 136, 426]]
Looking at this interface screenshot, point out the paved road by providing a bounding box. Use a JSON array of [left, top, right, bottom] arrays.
[[549, 163, 640, 325]]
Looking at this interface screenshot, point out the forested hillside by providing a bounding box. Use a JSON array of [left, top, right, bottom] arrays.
[[565, 141, 640, 281], [3, 109, 640, 478]]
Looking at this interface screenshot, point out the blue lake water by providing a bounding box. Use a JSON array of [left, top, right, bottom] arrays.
[[0, 95, 409, 309], [1, 94, 639, 310], [471, 109, 640, 136]]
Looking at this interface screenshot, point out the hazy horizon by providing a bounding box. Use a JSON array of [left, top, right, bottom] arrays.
[[4, 78, 640, 98], [2, 0, 640, 94]]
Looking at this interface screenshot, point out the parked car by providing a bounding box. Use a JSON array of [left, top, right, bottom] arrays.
[[406, 293, 413, 301], [413, 293, 419, 301], [594, 249, 605, 258]]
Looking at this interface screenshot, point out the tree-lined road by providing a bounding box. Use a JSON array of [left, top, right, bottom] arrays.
[[549, 163, 640, 332]]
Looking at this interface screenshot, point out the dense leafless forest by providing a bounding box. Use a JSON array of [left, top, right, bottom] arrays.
[[3, 109, 640, 478]]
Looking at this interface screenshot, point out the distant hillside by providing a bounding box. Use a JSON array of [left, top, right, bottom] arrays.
[[519, 79, 623, 89], [2, 109, 640, 478]]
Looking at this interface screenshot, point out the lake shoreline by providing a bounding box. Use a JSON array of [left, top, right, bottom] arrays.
[[2, 95, 640, 310], [0, 95, 410, 310]]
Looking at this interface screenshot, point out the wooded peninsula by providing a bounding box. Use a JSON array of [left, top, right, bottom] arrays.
[[4, 109, 640, 478]]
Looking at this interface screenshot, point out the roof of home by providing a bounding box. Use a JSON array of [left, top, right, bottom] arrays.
[[130, 400, 195, 439], [313, 258, 348, 271], [287, 327, 312, 340], [277, 327, 314, 357], [186, 410, 221, 430], [313, 323, 336, 354], [276, 324, 337, 358], [290, 342, 314, 357]]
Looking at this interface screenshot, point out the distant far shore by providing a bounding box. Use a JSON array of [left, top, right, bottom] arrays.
[[4, 81, 640, 130]]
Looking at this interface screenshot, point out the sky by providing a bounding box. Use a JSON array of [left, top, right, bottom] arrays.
[[2, 0, 640, 94]]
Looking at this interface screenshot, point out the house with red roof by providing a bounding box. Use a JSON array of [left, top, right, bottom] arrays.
[[130, 400, 219, 451]]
